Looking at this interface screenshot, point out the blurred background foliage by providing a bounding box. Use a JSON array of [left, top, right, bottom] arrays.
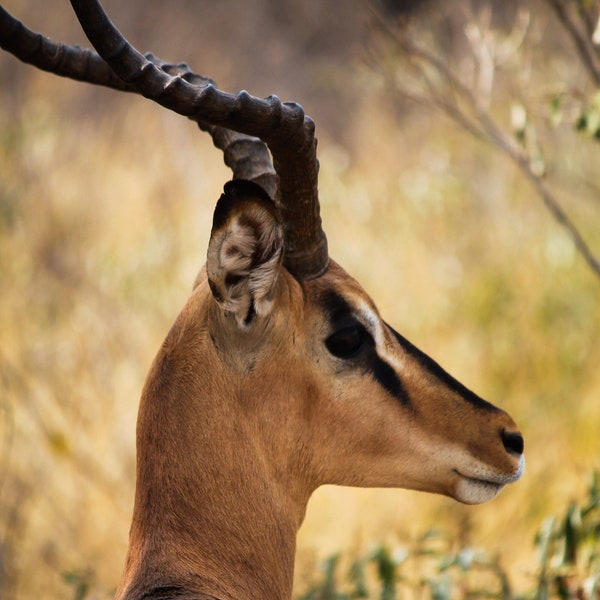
[[299, 472, 600, 599], [0, 0, 598, 598]]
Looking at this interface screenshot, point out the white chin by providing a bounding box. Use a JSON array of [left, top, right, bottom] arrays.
[[455, 478, 504, 505]]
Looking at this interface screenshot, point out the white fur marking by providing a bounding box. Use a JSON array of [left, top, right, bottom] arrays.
[[357, 300, 405, 372]]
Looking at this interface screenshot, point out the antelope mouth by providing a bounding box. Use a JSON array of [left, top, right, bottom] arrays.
[[456, 475, 503, 503], [453, 456, 525, 505]]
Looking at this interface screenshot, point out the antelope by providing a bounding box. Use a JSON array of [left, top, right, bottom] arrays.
[[0, 2, 525, 599]]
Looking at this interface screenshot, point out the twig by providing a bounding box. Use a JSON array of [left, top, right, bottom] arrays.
[[545, 0, 600, 87]]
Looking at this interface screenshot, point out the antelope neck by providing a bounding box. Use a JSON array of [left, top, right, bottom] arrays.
[[117, 295, 306, 600]]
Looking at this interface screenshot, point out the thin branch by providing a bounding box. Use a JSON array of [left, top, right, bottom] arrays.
[[418, 46, 600, 277], [516, 160, 600, 276], [545, 0, 600, 87]]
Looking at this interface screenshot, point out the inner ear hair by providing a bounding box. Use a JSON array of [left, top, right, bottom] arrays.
[[206, 180, 284, 329]]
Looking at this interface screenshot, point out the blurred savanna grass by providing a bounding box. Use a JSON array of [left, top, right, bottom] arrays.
[[0, 0, 599, 598]]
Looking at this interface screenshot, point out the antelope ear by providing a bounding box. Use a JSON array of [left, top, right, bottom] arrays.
[[207, 180, 284, 329]]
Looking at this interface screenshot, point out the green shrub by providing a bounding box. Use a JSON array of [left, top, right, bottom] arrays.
[[298, 473, 600, 600]]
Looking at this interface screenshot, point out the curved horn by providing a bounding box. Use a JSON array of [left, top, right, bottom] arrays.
[[68, 0, 329, 279], [154, 58, 278, 200], [1, 1, 329, 278], [0, 3, 128, 90], [0, 7, 276, 198]]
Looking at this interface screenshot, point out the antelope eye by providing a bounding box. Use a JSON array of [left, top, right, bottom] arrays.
[[325, 326, 364, 359]]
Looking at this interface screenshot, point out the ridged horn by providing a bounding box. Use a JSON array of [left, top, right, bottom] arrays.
[[0, 6, 276, 200], [67, 0, 329, 279], [0, 1, 329, 279]]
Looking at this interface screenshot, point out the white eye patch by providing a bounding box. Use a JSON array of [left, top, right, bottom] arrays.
[[356, 299, 405, 373]]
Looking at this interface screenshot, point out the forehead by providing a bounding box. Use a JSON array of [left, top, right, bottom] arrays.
[[304, 260, 379, 324]]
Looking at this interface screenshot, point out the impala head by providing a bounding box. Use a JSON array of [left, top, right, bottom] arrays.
[[202, 178, 524, 506]]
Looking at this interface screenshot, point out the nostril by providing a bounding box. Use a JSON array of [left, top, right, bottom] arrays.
[[502, 430, 524, 456]]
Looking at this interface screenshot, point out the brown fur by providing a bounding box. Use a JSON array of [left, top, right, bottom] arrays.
[[115, 187, 523, 600]]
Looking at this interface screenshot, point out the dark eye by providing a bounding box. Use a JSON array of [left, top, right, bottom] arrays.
[[325, 326, 364, 359]]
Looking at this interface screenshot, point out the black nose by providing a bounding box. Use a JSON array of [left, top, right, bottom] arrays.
[[502, 430, 524, 456]]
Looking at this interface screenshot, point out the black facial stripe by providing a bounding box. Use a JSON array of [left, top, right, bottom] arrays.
[[372, 355, 410, 404], [384, 321, 500, 413], [321, 289, 355, 324], [321, 290, 410, 405]]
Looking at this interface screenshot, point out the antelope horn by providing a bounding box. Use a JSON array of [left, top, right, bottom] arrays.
[[67, 0, 328, 279], [153, 58, 278, 200], [1, 1, 329, 279], [0, 3, 128, 90], [0, 6, 276, 199]]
